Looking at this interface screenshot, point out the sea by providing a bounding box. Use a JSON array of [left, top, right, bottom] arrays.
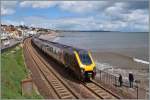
[[52, 31, 149, 62]]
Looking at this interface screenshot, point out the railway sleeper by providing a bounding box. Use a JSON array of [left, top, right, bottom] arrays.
[[87, 85, 98, 88], [90, 87, 100, 90], [58, 89, 68, 93], [57, 87, 66, 91], [52, 82, 60, 85], [58, 91, 70, 96], [54, 85, 62, 89], [51, 80, 59, 83], [99, 93, 109, 97], [86, 83, 95, 86], [55, 87, 69, 92], [55, 87, 66, 92], [61, 95, 75, 99], [59, 92, 71, 97], [95, 90, 104, 93], [87, 85, 94, 87], [52, 82, 61, 85]]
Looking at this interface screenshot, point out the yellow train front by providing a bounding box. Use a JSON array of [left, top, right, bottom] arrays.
[[74, 50, 96, 80], [63, 47, 96, 80]]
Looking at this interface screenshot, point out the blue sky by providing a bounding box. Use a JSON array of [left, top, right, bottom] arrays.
[[1, 1, 149, 32]]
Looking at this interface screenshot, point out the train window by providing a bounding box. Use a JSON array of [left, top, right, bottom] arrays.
[[79, 53, 92, 65], [64, 53, 69, 64], [50, 47, 53, 52], [48, 47, 53, 52]]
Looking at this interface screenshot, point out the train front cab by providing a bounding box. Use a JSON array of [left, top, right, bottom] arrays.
[[74, 50, 96, 80]]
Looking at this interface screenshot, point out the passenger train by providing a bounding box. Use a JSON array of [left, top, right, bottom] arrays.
[[32, 37, 96, 80]]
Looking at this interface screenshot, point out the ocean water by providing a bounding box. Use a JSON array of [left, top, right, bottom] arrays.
[[52, 32, 149, 61]]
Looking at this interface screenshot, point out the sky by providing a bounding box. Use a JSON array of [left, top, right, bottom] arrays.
[[1, 0, 149, 32]]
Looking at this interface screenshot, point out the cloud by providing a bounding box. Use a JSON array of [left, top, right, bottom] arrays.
[[1, 1, 149, 32], [125, 1, 148, 10], [4, 11, 147, 32], [103, 1, 149, 31], [1, 19, 20, 25], [19, 1, 109, 13], [1, 7, 15, 15], [22, 16, 96, 30], [57, 1, 108, 13], [1, 1, 18, 15], [105, 2, 128, 16], [19, 1, 148, 13], [20, 1, 56, 8]]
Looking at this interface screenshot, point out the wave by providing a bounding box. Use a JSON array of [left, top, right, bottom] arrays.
[[133, 58, 149, 65]]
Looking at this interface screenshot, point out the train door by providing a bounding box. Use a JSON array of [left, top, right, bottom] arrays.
[[64, 52, 70, 68], [60, 50, 64, 64]]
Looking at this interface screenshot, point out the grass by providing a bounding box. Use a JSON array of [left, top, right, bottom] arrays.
[[1, 45, 43, 99]]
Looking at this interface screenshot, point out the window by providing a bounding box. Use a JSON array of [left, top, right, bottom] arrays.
[[79, 53, 92, 65]]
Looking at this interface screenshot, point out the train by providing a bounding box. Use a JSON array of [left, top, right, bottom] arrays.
[[32, 37, 96, 80]]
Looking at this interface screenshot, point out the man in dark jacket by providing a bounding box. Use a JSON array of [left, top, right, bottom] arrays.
[[129, 72, 134, 88], [118, 74, 123, 87]]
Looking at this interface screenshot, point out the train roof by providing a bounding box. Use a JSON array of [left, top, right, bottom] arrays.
[[35, 37, 88, 53]]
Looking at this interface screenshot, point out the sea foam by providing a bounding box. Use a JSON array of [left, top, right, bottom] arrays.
[[133, 58, 149, 65]]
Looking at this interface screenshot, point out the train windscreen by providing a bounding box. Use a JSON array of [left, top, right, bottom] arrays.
[[79, 53, 92, 65]]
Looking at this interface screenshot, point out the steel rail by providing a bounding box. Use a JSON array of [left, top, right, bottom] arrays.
[[24, 39, 59, 98], [24, 38, 80, 99], [82, 80, 120, 99]]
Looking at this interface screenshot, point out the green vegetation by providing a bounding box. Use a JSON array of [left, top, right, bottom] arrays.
[[1, 45, 43, 99]]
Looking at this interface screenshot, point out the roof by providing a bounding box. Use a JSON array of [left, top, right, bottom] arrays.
[[37, 38, 88, 54]]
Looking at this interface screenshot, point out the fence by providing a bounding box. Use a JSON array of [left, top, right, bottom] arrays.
[[96, 69, 118, 86], [95, 69, 148, 99]]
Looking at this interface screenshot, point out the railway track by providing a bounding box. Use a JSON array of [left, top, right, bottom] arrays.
[[24, 38, 121, 99], [83, 80, 120, 99], [24, 38, 80, 99]]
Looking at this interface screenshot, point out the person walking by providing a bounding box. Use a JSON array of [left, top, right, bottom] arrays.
[[118, 74, 123, 87], [129, 72, 134, 88]]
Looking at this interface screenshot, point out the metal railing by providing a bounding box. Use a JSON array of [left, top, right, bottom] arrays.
[[96, 69, 119, 86], [95, 69, 148, 99]]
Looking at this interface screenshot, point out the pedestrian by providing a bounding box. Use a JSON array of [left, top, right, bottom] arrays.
[[129, 72, 134, 88], [118, 74, 123, 87]]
